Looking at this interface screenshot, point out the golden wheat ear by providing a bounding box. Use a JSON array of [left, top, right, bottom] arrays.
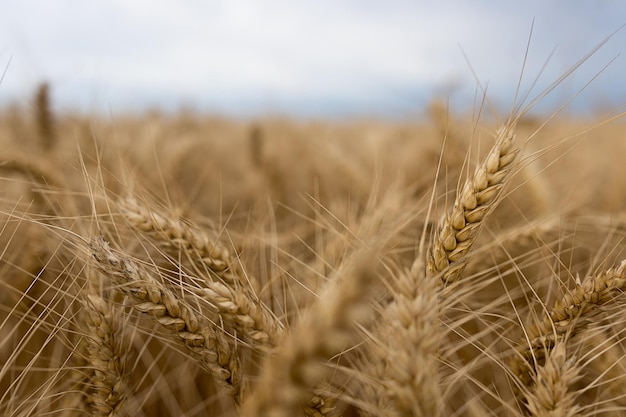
[[118, 197, 282, 347], [521, 340, 582, 417], [80, 293, 131, 417], [379, 257, 443, 417], [118, 197, 235, 277], [88, 236, 242, 402], [428, 123, 519, 286], [512, 261, 626, 402]]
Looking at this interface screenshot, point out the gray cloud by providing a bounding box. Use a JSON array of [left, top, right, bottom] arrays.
[[1, 0, 624, 117]]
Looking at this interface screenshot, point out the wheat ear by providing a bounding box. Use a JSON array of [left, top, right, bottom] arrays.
[[512, 260, 626, 388], [118, 198, 239, 283], [88, 236, 242, 401], [241, 255, 377, 417], [522, 341, 581, 417], [382, 257, 443, 417], [119, 198, 281, 346], [81, 294, 129, 417], [428, 125, 518, 285]]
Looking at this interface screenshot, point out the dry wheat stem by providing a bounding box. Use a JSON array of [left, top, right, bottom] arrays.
[[428, 124, 519, 285], [381, 257, 443, 417], [81, 293, 129, 417], [512, 260, 626, 389], [522, 341, 581, 417], [119, 197, 282, 346], [88, 236, 242, 402], [240, 255, 377, 417]]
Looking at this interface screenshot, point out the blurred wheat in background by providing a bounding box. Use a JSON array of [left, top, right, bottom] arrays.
[[2, 30, 626, 416]]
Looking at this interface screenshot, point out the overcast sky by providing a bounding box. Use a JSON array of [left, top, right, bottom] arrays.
[[1, 1, 625, 118]]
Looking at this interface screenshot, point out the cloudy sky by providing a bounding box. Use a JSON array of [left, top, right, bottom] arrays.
[[1, 1, 625, 118]]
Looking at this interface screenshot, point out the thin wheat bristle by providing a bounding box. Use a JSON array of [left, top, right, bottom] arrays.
[[0, 152, 64, 190], [463, 217, 563, 278]]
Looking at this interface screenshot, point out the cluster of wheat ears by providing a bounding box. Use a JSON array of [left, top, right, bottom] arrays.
[[2, 45, 626, 416]]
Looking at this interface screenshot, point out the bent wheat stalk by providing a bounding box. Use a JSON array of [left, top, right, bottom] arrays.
[[88, 236, 242, 402], [428, 124, 519, 286]]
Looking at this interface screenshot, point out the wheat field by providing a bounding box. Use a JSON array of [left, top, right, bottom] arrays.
[[1, 58, 626, 417]]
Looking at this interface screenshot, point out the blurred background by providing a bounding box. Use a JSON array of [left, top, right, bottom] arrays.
[[1, 0, 625, 119]]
